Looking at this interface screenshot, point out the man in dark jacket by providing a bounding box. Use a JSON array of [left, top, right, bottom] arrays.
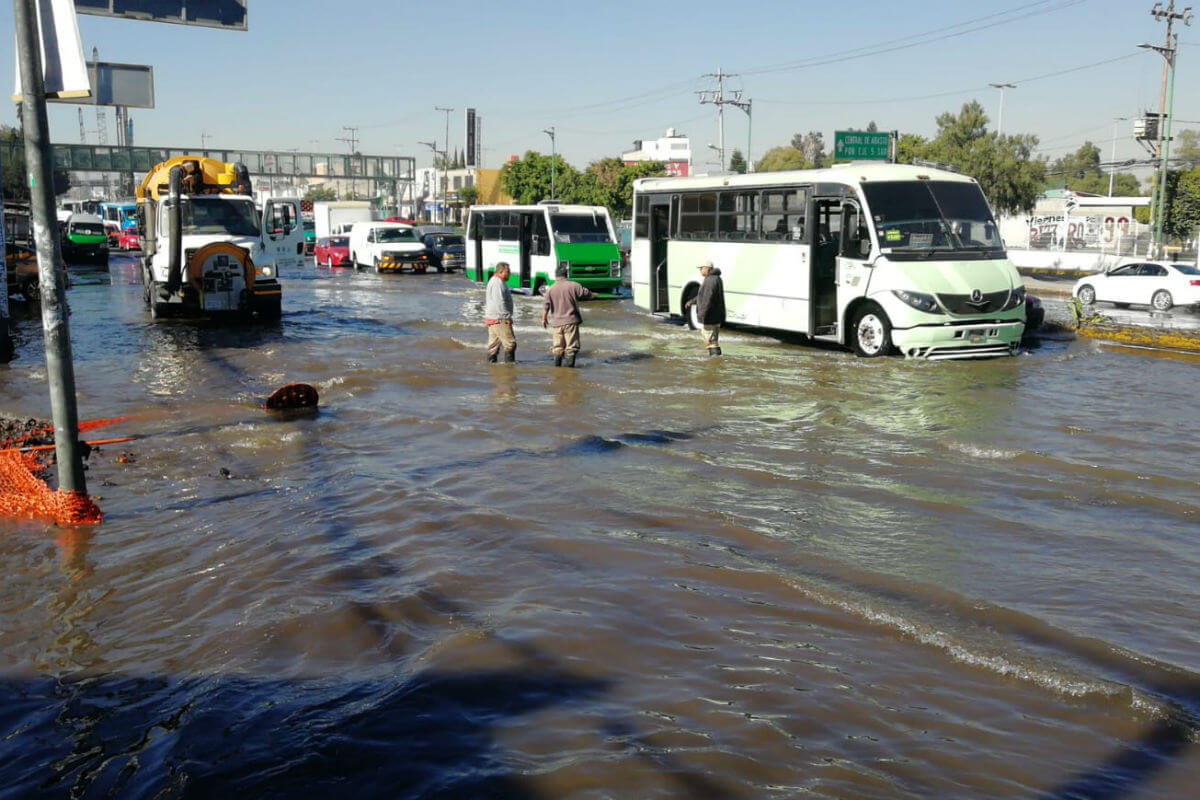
[[688, 260, 726, 357], [541, 265, 594, 367]]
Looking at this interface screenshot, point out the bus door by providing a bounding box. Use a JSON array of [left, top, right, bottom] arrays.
[[518, 212, 534, 289], [649, 195, 672, 313], [836, 199, 870, 330], [812, 198, 843, 335], [468, 212, 484, 282]]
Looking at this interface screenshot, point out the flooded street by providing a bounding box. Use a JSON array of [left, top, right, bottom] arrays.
[[2, 256, 1198, 798]]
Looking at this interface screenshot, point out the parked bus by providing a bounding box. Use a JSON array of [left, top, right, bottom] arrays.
[[631, 163, 1027, 359], [465, 204, 622, 295]]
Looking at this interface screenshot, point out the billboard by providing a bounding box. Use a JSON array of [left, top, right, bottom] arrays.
[[74, 0, 249, 31], [465, 108, 476, 167]]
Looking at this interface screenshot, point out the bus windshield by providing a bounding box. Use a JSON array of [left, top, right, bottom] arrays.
[[174, 198, 260, 237], [377, 228, 417, 243], [862, 181, 1004, 259], [551, 214, 612, 244]]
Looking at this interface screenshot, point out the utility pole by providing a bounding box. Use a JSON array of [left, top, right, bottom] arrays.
[[699, 69, 749, 171], [14, 0, 87, 493], [436, 107, 453, 224], [337, 126, 359, 199], [200, 129, 211, 155], [543, 127, 557, 200], [1142, 1, 1193, 256], [989, 82, 1016, 136]]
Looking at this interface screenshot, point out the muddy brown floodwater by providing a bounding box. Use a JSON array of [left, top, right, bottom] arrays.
[[2, 257, 1198, 798]]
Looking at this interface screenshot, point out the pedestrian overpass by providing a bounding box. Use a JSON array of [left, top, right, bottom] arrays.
[[2, 141, 416, 209]]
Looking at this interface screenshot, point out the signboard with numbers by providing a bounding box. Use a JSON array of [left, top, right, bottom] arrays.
[[834, 131, 891, 161], [74, 1, 248, 31]]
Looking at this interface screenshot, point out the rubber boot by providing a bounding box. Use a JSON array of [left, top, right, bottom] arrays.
[[554, 353, 563, 367], [708, 347, 722, 357], [565, 353, 577, 368], [487, 351, 498, 364], [504, 349, 516, 363]]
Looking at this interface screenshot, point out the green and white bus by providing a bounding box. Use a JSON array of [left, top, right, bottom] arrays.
[[631, 163, 1027, 359], [465, 204, 623, 295]]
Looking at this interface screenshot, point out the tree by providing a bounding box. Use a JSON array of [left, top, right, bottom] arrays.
[[1154, 167, 1200, 241], [907, 101, 1045, 214], [2, 125, 71, 200], [790, 131, 827, 168], [755, 146, 810, 173], [728, 149, 747, 174], [500, 150, 581, 204], [866, 120, 879, 133], [1048, 141, 1140, 196], [895, 133, 927, 165], [304, 186, 338, 201], [1174, 129, 1200, 165], [458, 185, 479, 206], [575, 157, 665, 219]]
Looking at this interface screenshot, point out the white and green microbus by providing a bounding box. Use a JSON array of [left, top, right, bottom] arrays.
[[465, 204, 623, 295], [631, 164, 1027, 359]]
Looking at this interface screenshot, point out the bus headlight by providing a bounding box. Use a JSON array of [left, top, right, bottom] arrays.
[[892, 289, 944, 314], [559, 260, 569, 273], [1000, 286, 1026, 310], [610, 260, 620, 276], [258, 266, 273, 277]]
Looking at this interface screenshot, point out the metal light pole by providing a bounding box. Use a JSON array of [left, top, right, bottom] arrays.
[[543, 127, 556, 200], [1141, 38, 1187, 255], [744, 98, 753, 172], [989, 82, 1016, 136], [419, 140, 441, 222], [435, 106, 453, 224], [13, 0, 87, 494], [1109, 116, 1130, 196]]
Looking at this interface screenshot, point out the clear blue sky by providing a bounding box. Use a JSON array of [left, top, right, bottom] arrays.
[[1, 0, 1195, 177]]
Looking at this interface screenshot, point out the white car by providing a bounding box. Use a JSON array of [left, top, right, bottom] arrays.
[[347, 221, 430, 273], [1073, 261, 1200, 311]]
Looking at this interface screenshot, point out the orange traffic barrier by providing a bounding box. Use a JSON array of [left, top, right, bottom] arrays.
[[0, 417, 125, 526]]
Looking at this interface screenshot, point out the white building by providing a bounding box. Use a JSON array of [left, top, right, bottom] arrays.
[[622, 128, 692, 177]]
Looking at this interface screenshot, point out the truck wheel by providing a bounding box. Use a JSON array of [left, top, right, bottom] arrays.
[[258, 297, 282, 320]]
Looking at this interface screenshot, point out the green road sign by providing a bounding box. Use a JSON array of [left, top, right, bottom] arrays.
[[834, 131, 891, 161]]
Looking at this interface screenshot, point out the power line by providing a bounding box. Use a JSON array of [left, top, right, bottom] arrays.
[[738, 0, 1089, 77]]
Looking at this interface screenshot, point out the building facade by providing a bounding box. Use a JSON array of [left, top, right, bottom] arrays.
[[622, 128, 692, 177]]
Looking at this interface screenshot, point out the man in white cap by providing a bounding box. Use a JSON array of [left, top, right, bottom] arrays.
[[686, 260, 726, 357]]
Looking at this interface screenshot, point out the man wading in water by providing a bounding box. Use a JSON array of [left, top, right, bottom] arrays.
[[541, 264, 594, 367], [485, 262, 517, 363], [685, 260, 726, 357]]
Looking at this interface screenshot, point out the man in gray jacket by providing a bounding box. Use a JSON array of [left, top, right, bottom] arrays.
[[485, 262, 516, 363], [541, 264, 594, 367]]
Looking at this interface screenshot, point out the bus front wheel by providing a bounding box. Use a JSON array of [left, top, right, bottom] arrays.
[[850, 304, 893, 358]]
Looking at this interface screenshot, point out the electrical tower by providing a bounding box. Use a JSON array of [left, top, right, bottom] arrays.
[[698, 70, 751, 171]]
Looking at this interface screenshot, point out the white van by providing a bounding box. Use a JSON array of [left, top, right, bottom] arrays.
[[348, 221, 430, 273]]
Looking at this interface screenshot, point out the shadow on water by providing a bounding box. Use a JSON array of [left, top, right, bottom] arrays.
[[0, 670, 610, 799], [1040, 685, 1200, 800]]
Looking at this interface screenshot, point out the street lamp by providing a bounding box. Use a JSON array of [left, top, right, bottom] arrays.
[[543, 127, 557, 201], [989, 82, 1016, 136], [419, 140, 444, 223], [1109, 116, 1130, 197]]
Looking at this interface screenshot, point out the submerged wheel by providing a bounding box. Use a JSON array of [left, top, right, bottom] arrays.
[[258, 297, 282, 320], [1152, 290, 1173, 311], [850, 303, 893, 358], [682, 286, 700, 330], [1077, 284, 1096, 305]]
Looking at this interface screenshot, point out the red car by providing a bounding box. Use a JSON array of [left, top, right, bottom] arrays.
[[116, 229, 141, 251], [314, 235, 351, 267]]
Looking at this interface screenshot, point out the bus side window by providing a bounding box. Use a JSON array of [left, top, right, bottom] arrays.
[[840, 203, 869, 259], [467, 213, 479, 240]]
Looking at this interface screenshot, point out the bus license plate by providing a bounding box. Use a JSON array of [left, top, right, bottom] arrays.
[[968, 328, 985, 343]]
